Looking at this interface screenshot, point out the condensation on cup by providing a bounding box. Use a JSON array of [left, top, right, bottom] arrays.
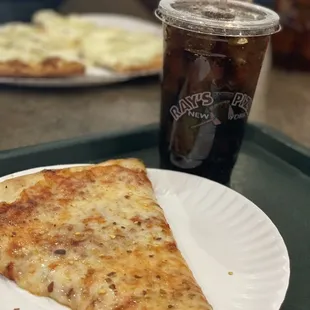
[[156, 0, 280, 185]]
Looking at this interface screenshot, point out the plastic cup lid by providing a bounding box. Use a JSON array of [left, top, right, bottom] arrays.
[[156, 0, 280, 37]]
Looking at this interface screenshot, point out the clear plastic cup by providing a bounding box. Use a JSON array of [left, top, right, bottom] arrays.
[[156, 0, 280, 185]]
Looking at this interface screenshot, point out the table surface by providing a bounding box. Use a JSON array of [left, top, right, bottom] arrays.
[[0, 69, 310, 151]]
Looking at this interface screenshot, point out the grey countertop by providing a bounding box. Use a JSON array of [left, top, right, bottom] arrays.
[[0, 78, 160, 151], [251, 69, 310, 149], [0, 69, 310, 151]]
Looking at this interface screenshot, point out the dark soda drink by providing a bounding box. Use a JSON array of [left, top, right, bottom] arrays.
[[160, 26, 269, 184], [156, 0, 280, 185]]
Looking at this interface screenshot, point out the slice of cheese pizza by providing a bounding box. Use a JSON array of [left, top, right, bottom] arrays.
[[0, 23, 86, 78], [0, 58, 85, 78], [81, 29, 163, 73], [0, 159, 212, 310]]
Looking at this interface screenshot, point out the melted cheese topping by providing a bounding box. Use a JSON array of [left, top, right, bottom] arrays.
[[0, 159, 212, 310], [0, 22, 82, 63], [0, 49, 39, 63], [81, 30, 162, 69], [32, 10, 97, 42]]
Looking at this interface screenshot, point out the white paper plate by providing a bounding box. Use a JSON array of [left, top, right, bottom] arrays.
[[0, 14, 162, 88], [0, 165, 290, 310]]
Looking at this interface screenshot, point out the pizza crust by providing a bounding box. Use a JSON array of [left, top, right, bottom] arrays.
[[0, 159, 145, 203], [0, 58, 85, 78], [109, 54, 163, 73]]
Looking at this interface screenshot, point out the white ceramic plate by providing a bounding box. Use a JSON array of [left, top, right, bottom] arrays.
[[0, 165, 290, 310], [0, 14, 162, 88]]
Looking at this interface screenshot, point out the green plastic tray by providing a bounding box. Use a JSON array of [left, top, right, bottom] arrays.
[[0, 123, 309, 310]]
